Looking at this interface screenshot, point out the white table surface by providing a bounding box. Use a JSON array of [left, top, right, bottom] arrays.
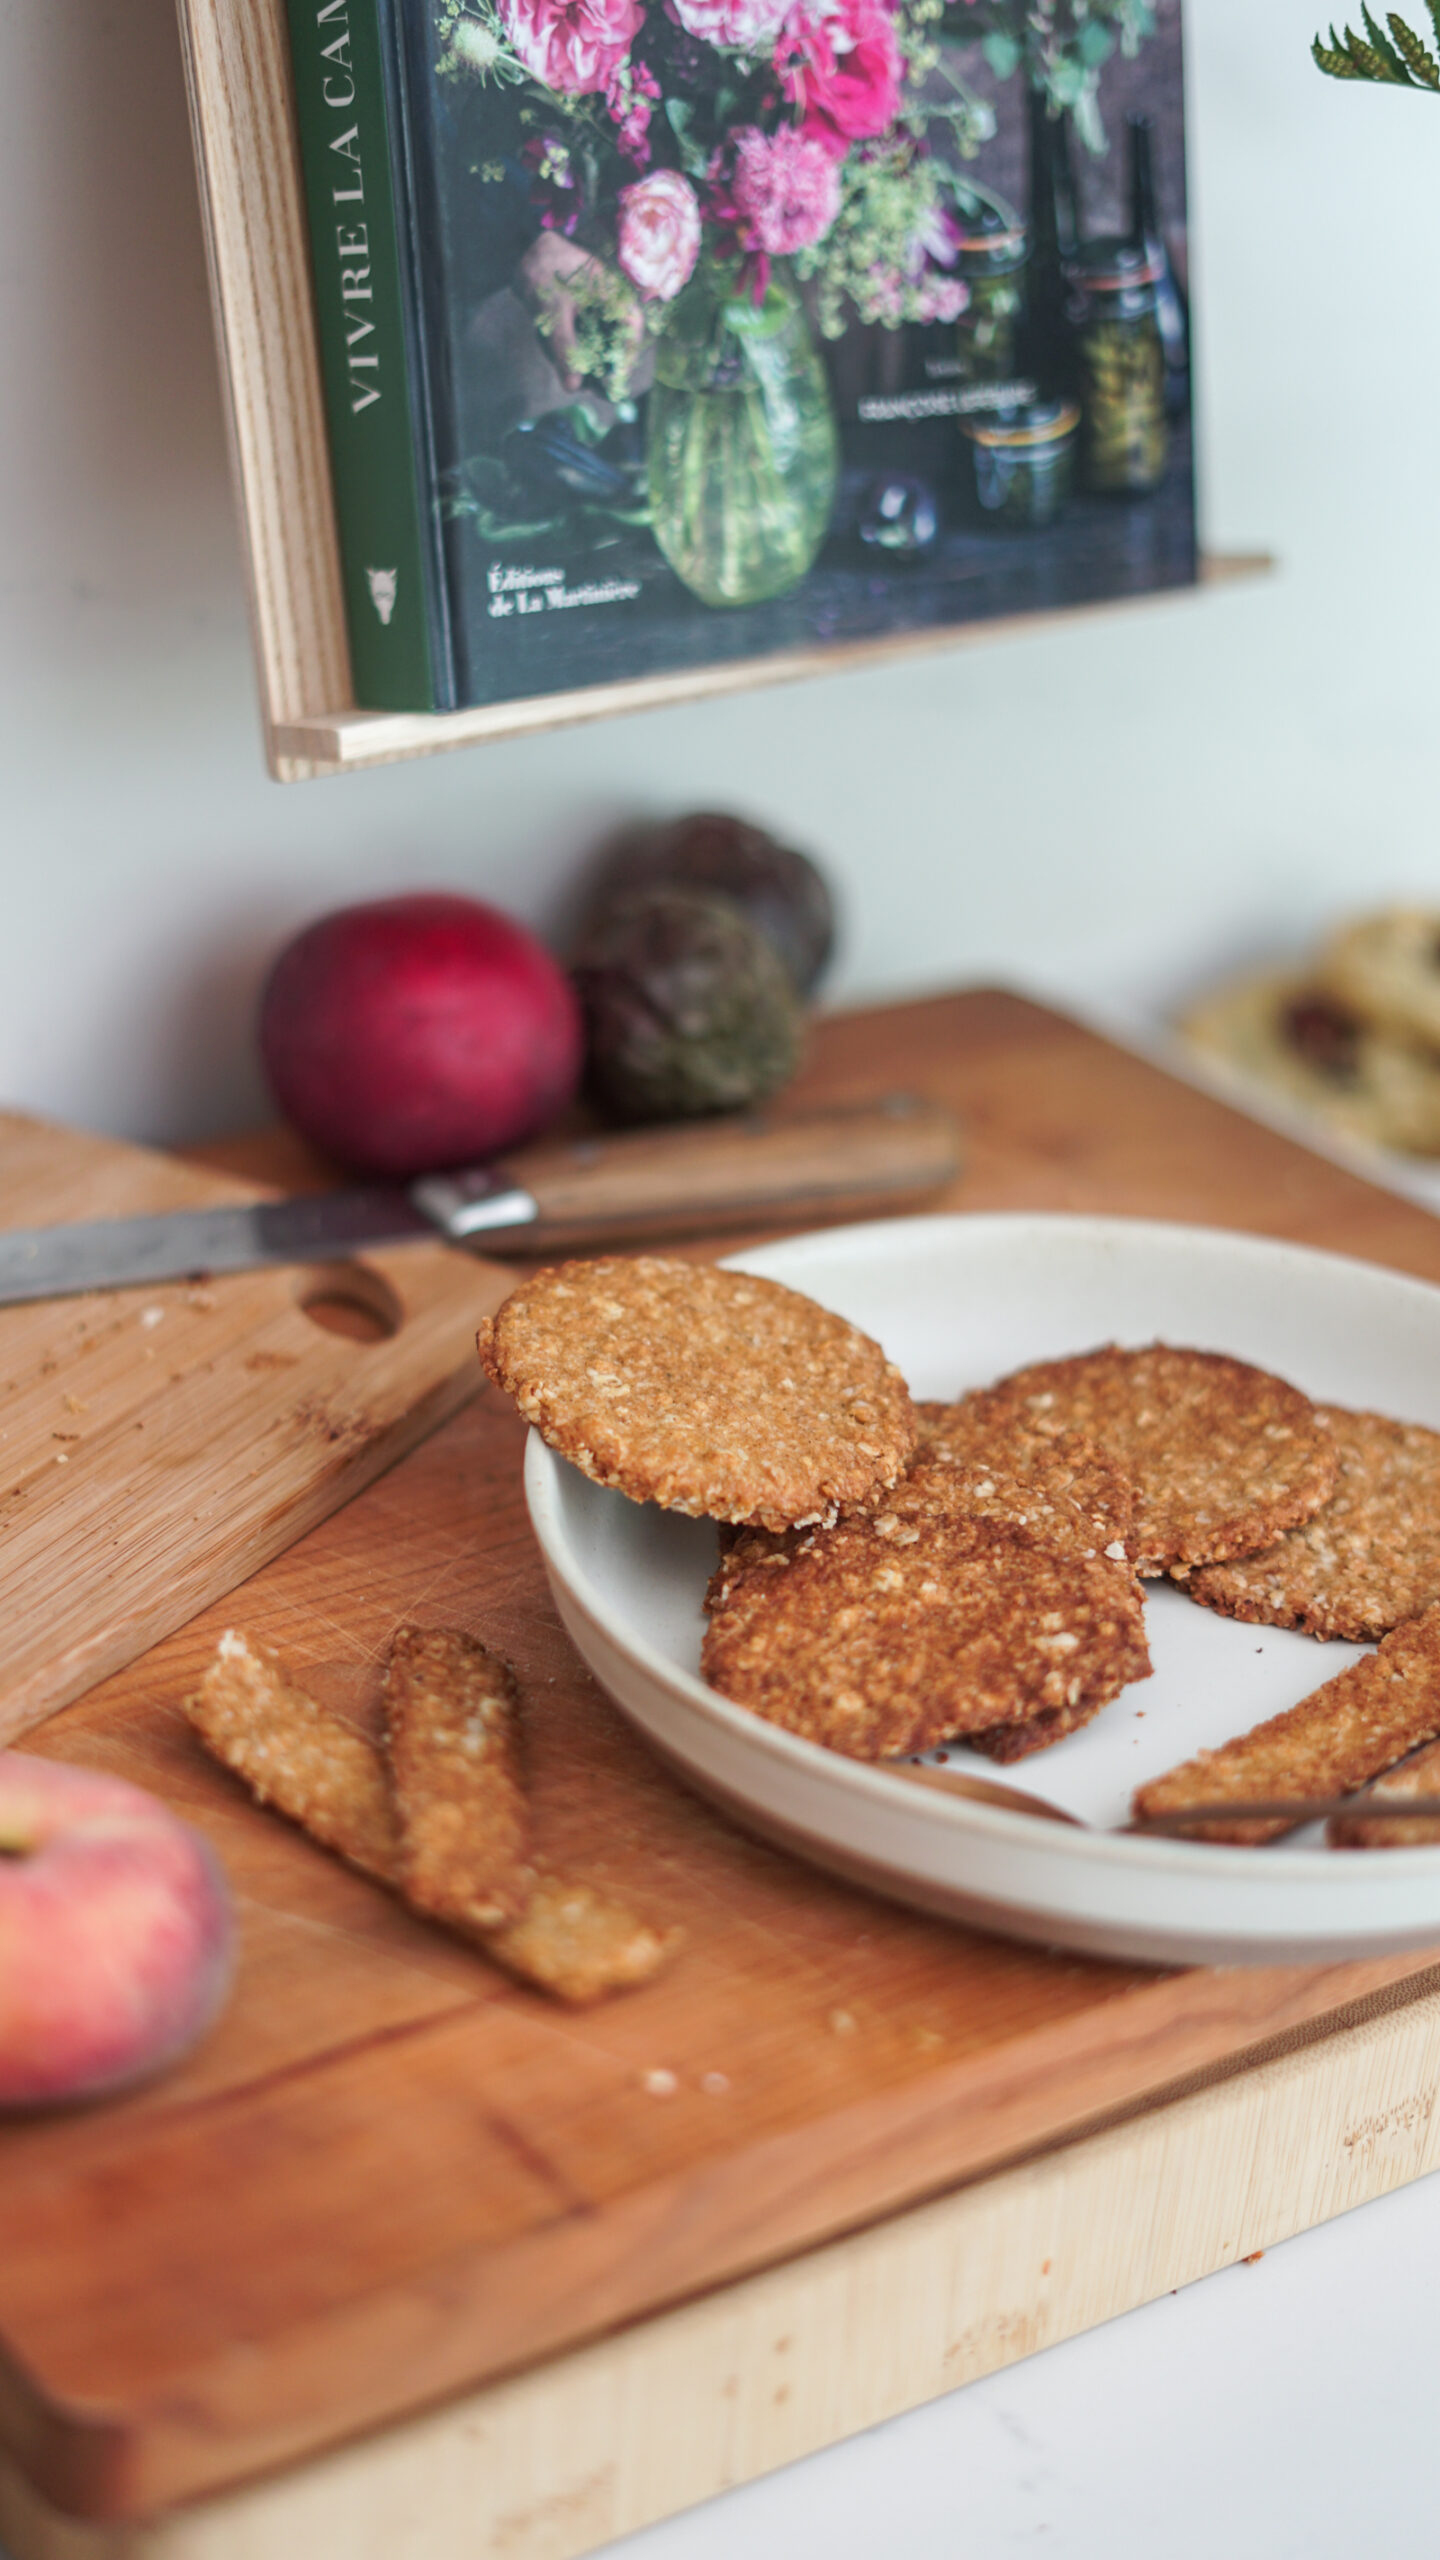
[[602, 2161, 1440, 2560]]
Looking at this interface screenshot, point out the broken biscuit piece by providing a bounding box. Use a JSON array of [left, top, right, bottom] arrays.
[[1133, 1601, 1440, 1842], [182, 1629, 400, 1883], [479, 1255, 917, 1531], [383, 1624, 532, 1930], [967, 1345, 1337, 1577], [1327, 1732, 1440, 1848], [484, 1874, 682, 2006], [183, 1626, 680, 2003]]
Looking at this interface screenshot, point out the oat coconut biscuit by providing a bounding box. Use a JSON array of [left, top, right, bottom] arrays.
[[1132, 1600, 1440, 1842], [479, 1256, 917, 1530], [913, 1401, 1137, 1561], [966, 1345, 1338, 1577], [706, 1415, 1137, 1620], [701, 1507, 1151, 1761], [1180, 1405, 1440, 1642]]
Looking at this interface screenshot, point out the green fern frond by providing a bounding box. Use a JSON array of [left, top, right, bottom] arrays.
[[1313, 5, 1440, 79], [1391, 6, 1440, 75], [1342, 19, 1412, 75], [1361, 3, 1411, 67], [1313, 30, 1368, 70]]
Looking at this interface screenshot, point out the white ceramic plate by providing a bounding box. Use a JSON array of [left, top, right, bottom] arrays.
[[524, 1214, 1440, 1967]]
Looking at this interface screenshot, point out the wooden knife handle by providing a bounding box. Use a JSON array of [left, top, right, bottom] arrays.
[[492, 1095, 961, 1250]]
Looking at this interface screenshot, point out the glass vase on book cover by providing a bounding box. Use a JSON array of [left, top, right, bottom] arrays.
[[646, 258, 839, 610]]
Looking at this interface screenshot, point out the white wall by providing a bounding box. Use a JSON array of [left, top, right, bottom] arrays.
[[2, 0, 1437, 1145]]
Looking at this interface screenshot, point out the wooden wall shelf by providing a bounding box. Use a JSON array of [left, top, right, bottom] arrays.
[[175, 0, 1271, 783]]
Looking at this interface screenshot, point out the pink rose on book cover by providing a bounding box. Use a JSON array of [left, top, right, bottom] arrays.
[[501, 0, 644, 95], [728, 124, 841, 255], [776, 0, 901, 154], [668, 0, 790, 51], [617, 170, 704, 298]]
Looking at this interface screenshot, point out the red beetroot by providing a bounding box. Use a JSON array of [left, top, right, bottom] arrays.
[[259, 893, 583, 1177]]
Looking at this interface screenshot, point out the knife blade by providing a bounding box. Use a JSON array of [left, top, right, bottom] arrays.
[[0, 1096, 960, 1306]]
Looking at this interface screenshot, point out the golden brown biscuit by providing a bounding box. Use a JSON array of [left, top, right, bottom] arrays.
[[968, 1693, 1106, 1763], [1181, 1405, 1440, 1642], [704, 1520, 805, 1614], [701, 1510, 1151, 1760], [1132, 1601, 1440, 1842], [182, 1630, 400, 1882], [383, 1624, 531, 1930], [1328, 1733, 1440, 1847], [479, 1256, 917, 1531], [1179, 966, 1440, 1157], [968, 1345, 1337, 1576], [912, 1402, 1136, 1561]]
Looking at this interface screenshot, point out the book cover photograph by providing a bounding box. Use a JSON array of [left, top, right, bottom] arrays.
[[285, 0, 1195, 715]]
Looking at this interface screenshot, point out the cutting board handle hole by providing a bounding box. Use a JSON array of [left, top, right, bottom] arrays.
[[296, 1264, 402, 1345]]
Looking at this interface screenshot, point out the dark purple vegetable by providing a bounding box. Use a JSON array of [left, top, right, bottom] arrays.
[[573, 888, 804, 1123], [582, 811, 835, 997]]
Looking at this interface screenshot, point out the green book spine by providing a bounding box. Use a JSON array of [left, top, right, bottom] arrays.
[[283, 0, 441, 711]]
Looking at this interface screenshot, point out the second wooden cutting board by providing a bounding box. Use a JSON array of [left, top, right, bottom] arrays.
[[0, 1110, 512, 1746]]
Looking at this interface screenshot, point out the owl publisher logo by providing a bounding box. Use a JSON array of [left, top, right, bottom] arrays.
[[366, 567, 398, 626]]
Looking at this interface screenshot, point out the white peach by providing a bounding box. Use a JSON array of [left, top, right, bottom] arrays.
[[0, 1752, 234, 2108]]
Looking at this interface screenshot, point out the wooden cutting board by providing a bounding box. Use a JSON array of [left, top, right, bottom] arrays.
[[0, 1112, 512, 1744], [7, 990, 1440, 2555]]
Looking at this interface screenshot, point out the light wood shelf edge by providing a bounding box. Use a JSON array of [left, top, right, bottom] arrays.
[[0, 1969, 1431, 2560], [274, 551, 1273, 777], [175, 0, 1270, 784]]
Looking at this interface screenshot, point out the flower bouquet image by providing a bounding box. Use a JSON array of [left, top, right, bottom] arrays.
[[282, 0, 1198, 711]]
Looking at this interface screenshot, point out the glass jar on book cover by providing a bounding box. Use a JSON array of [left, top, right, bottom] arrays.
[[1066, 240, 1168, 496], [647, 259, 839, 609], [960, 396, 1079, 529], [952, 201, 1028, 388]]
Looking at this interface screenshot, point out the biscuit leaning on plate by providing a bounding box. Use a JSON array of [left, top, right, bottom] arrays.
[[479, 1256, 918, 1530]]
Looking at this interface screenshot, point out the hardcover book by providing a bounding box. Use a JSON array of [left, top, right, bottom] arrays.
[[283, 0, 1196, 715]]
